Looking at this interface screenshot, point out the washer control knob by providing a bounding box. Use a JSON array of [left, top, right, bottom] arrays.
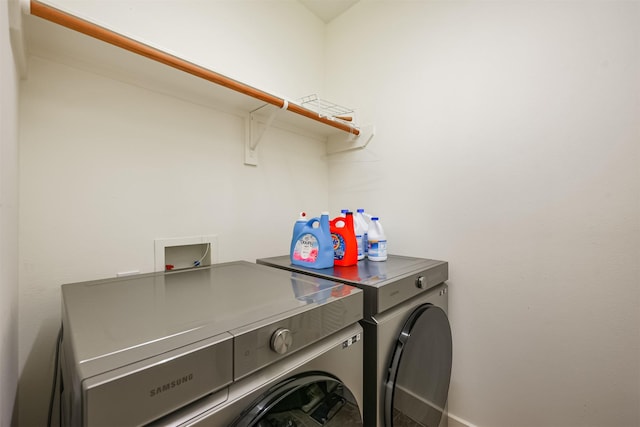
[[416, 276, 425, 289], [271, 328, 293, 355]]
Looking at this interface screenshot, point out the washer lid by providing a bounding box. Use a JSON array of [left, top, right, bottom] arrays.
[[61, 261, 361, 379]]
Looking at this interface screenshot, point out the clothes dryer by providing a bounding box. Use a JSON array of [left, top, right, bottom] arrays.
[[257, 255, 452, 427], [59, 261, 364, 426]]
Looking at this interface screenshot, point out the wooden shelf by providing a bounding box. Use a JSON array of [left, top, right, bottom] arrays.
[[24, 0, 361, 140]]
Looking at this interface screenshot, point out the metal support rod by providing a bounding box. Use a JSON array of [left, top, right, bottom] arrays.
[[29, 0, 359, 136], [249, 100, 289, 151]]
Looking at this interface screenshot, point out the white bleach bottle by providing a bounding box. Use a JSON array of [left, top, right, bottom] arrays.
[[367, 217, 387, 261], [354, 209, 368, 260]]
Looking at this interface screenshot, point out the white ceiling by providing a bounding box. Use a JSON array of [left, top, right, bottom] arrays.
[[298, 0, 360, 23]]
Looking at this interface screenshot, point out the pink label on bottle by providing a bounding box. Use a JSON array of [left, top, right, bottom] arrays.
[[293, 234, 319, 262]]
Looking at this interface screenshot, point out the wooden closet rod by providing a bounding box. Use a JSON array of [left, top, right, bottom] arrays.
[[29, 0, 360, 136]]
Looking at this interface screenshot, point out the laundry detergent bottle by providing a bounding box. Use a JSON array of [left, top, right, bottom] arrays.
[[354, 209, 368, 261], [330, 211, 358, 267], [290, 211, 307, 257], [367, 217, 387, 261], [291, 211, 334, 269]]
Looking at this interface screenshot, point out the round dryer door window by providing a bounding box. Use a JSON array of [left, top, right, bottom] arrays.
[[232, 373, 362, 427], [385, 304, 453, 427]]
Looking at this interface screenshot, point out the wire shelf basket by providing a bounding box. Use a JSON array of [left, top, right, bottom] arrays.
[[298, 94, 355, 124]]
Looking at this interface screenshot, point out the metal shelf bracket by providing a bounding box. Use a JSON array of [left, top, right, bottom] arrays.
[[327, 124, 375, 154], [244, 101, 288, 166]]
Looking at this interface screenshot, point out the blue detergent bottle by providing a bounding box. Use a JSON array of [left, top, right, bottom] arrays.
[[290, 212, 307, 257], [290, 211, 334, 269]]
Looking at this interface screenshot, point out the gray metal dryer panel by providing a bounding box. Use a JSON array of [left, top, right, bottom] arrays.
[[257, 255, 447, 318]]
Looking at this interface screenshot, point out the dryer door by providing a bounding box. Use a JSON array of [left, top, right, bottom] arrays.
[[232, 373, 362, 427], [384, 304, 452, 427]]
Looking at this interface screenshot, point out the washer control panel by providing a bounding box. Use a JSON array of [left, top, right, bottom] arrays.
[[232, 288, 363, 381]]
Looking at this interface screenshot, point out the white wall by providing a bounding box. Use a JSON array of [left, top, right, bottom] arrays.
[[17, 2, 329, 426], [0, 0, 20, 425], [326, 1, 640, 426]]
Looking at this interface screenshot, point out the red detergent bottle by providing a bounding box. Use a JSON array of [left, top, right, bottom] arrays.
[[330, 211, 358, 267]]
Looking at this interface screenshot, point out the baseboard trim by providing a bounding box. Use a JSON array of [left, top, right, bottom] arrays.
[[448, 412, 479, 427]]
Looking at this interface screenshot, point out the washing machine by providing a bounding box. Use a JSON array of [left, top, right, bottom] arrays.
[[59, 261, 364, 426], [257, 255, 452, 427]]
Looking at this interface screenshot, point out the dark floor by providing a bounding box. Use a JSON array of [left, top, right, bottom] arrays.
[[392, 408, 424, 427]]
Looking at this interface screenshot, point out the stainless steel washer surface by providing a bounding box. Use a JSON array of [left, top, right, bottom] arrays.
[[60, 261, 364, 426], [257, 254, 452, 427]]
